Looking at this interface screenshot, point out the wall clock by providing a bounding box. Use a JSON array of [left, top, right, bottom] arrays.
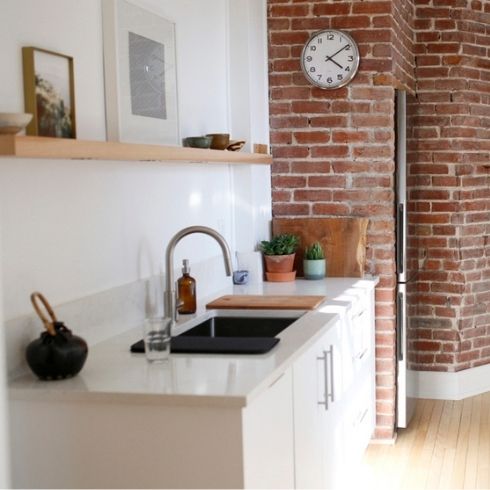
[[300, 29, 360, 89]]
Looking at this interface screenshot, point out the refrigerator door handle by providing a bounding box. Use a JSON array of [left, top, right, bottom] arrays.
[[397, 288, 405, 362], [397, 203, 405, 276]]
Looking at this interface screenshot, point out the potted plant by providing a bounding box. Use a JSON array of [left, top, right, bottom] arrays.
[[260, 233, 299, 282], [303, 242, 327, 280]]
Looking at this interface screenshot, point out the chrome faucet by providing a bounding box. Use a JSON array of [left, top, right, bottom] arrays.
[[164, 226, 233, 327]]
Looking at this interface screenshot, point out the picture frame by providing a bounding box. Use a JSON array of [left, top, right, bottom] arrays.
[[22, 47, 77, 139], [102, 0, 179, 146]]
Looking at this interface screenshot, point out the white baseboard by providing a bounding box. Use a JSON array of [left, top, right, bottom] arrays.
[[407, 364, 490, 400]]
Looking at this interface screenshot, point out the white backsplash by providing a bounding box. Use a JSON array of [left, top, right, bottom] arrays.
[[5, 256, 233, 378]]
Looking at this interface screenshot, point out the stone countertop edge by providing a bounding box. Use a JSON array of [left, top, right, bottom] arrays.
[[9, 277, 379, 408]]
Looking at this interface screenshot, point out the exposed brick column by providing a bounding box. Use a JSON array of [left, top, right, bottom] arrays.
[[409, 0, 490, 372], [267, 1, 415, 439]]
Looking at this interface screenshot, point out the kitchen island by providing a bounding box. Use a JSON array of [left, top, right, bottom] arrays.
[[9, 277, 378, 489]]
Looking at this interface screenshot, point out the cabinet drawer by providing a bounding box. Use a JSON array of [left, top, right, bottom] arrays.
[[342, 377, 375, 464], [350, 309, 372, 372], [341, 310, 372, 397], [344, 287, 369, 317]]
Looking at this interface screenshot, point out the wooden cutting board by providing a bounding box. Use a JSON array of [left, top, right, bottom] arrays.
[[206, 295, 326, 310], [272, 217, 369, 278]]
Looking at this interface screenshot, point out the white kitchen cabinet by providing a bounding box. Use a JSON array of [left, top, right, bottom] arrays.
[[341, 286, 377, 462], [10, 368, 294, 489], [342, 375, 375, 464], [293, 285, 376, 489], [242, 368, 295, 489], [293, 319, 344, 489]]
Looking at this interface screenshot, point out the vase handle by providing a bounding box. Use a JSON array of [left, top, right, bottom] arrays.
[[30, 292, 57, 336]]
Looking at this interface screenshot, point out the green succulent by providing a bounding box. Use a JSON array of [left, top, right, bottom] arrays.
[[260, 234, 299, 256], [304, 242, 325, 260]]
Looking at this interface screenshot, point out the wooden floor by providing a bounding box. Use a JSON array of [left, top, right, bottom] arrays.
[[356, 393, 490, 490]]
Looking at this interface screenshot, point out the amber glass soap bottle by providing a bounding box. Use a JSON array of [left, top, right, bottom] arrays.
[[177, 259, 196, 314]]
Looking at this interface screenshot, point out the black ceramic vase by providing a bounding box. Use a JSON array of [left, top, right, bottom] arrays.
[[26, 321, 88, 380], [27, 292, 89, 380]]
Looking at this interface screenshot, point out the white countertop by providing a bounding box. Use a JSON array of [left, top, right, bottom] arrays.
[[9, 277, 378, 408]]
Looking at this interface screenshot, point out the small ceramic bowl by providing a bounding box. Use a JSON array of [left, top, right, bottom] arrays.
[[206, 133, 230, 150], [182, 136, 212, 148], [0, 112, 32, 134]]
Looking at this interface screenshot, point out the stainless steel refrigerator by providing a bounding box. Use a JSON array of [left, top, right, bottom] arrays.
[[395, 90, 420, 428]]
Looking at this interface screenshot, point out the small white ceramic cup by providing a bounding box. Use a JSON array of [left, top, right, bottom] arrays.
[[233, 270, 249, 285], [143, 317, 171, 362]]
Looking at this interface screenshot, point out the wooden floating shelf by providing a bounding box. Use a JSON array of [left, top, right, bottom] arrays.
[[0, 135, 272, 165]]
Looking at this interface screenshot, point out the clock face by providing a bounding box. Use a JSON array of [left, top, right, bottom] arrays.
[[301, 30, 360, 89]]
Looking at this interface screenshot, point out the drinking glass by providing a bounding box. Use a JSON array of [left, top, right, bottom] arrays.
[[143, 317, 171, 362]]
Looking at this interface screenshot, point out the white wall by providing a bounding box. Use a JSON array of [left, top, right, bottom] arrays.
[[227, 0, 271, 252], [0, 0, 107, 140], [0, 0, 270, 322], [1, 158, 237, 320]]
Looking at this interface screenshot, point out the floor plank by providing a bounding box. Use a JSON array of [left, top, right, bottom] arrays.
[[439, 399, 463, 490], [464, 395, 481, 489], [402, 400, 435, 490], [426, 399, 451, 489], [476, 392, 490, 489], [451, 398, 472, 489], [362, 394, 490, 490]]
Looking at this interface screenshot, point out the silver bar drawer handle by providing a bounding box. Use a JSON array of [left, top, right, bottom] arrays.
[[317, 350, 329, 411], [328, 345, 334, 403], [317, 345, 335, 410]]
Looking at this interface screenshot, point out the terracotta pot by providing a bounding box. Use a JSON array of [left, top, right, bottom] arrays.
[[264, 253, 296, 273], [265, 271, 297, 282]]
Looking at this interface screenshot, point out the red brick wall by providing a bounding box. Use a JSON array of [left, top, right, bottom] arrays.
[[392, 0, 416, 90], [268, 0, 415, 439], [408, 0, 490, 372]]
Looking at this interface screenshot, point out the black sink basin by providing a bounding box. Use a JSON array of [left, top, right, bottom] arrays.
[[130, 315, 298, 355], [179, 316, 296, 338]]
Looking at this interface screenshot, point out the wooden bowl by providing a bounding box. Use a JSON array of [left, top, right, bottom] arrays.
[[206, 133, 230, 150]]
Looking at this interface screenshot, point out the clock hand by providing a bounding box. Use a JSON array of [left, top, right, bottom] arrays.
[[325, 55, 343, 69], [328, 44, 350, 61]]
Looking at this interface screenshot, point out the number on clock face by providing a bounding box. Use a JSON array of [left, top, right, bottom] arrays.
[[300, 30, 360, 89]]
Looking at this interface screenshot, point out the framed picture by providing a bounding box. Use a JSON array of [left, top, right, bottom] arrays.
[[22, 47, 76, 138], [102, 0, 179, 146]]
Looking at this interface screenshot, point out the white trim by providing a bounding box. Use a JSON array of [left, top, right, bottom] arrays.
[[408, 364, 490, 400]]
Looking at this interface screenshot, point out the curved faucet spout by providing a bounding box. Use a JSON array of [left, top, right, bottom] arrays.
[[164, 226, 233, 327]]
